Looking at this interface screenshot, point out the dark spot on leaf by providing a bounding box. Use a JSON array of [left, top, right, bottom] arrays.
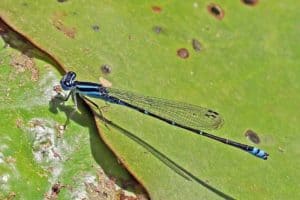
[[45, 182, 64, 199], [52, 183, 61, 194], [241, 0, 259, 6], [21, 2, 28, 6], [152, 26, 163, 34], [192, 39, 202, 52], [152, 6, 162, 13], [101, 64, 112, 74], [91, 25, 100, 32], [57, 0, 68, 2], [177, 48, 189, 59], [207, 3, 224, 20], [245, 129, 260, 144]]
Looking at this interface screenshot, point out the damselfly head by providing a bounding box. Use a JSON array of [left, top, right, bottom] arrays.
[[60, 71, 77, 90]]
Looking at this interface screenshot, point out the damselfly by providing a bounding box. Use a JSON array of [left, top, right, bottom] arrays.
[[59, 71, 269, 160]]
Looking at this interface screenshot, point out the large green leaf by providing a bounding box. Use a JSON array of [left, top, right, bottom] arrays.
[[1, 0, 299, 199]]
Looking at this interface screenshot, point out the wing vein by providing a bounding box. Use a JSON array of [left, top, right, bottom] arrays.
[[107, 88, 224, 130]]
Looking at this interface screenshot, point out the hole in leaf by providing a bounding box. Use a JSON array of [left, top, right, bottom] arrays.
[[177, 48, 189, 59], [207, 3, 224, 20], [241, 0, 259, 6]]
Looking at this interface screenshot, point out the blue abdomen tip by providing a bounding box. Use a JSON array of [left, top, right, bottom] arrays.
[[249, 147, 269, 160]]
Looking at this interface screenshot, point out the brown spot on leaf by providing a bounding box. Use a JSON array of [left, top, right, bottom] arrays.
[[45, 182, 64, 200], [152, 6, 162, 13], [245, 129, 260, 144], [207, 3, 224, 20], [10, 53, 39, 81], [177, 48, 189, 59], [52, 11, 76, 39], [241, 0, 259, 6]]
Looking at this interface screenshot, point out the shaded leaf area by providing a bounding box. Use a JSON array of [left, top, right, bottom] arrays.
[[0, 38, 144, 199], [1, 0, 300, 199]]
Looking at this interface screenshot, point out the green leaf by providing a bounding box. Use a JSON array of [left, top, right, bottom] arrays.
[[1, 0, 300, 199], [0, 38, 136, 199]]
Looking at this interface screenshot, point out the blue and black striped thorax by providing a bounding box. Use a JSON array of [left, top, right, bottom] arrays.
[[60, 71, 112, 100], [75, 81, 109, 99]]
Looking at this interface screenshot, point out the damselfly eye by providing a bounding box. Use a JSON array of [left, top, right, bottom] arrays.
[[60, 71, 77, 90], [67, 71, 77, 80]]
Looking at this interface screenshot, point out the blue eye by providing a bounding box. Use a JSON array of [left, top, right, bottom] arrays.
[[60, 71, 77, 90]]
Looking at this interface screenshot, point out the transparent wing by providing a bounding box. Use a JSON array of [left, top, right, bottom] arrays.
[[107, 88, 224, 130]]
